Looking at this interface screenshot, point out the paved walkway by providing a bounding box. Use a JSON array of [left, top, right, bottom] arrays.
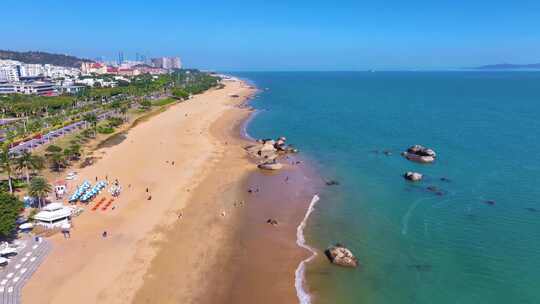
[[0, 238, 52, 304]]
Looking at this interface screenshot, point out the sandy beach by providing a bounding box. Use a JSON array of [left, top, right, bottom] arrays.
[[22, 79, 258, 303], [22, 76, 317, 304]]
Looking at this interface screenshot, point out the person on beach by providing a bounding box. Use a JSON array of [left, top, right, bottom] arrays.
[[95, 176, 98, 182], [102, 231, 108, 238], [172, 161, 175, 165], [146, 187, 149, 193]]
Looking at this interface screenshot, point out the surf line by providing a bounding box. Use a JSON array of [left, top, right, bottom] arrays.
[[295, 194, 320, 304]]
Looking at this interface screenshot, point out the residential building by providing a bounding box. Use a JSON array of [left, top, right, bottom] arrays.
[[81, 62, 108, 75], [0, 65, 20, 82], [0, 81, 55, 96], [118, 68, 140, 77], [132, 64, 167, 75], [151, 57, 182, 69], [56, 85, 85, 94]]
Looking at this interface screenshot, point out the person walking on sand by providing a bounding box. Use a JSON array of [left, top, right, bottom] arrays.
[[102, 231, 108, 238], [146, 187, 149, 193]]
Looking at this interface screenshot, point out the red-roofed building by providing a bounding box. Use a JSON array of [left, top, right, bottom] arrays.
[[107, 67, 118, 74], [117, 68, 140, 76], [81, 62, 108, 75]]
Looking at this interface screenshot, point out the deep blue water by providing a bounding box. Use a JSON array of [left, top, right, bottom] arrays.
[[232, 71, 540, 304]]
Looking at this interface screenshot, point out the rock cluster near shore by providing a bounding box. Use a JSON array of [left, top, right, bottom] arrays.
[[401, 145, 437, 163], [325, 244, 359, 268], [245, 136, 298, 170]]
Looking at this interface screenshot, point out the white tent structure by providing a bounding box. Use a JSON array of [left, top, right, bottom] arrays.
[[34, 203, 74, 228], [0, 247, 17, 256], [19, 223, 34, 230], [0, 257, 7, 266]]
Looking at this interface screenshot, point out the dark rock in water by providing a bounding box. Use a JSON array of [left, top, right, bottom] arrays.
[[326, 180, 340, 186], [525, 207, 538, 212], [403, 171, 423, 182], [325, 243, 359, 268], [266, 218, 279, 226], [440, 177, 451, 182], [409, 264, 432, 272], [484, 200, 496, 206], [425, 186, 445, 196], [426, 186, 439, 192], [383, 150, 392, 156]]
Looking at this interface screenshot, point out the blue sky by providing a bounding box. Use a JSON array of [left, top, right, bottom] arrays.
[[1, 0, 539, 70]]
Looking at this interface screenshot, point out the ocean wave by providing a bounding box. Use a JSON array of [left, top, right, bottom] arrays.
[[295, 194, 320, 304]]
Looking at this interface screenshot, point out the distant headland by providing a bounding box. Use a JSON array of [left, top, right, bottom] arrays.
[[473, 63, 540, 70]]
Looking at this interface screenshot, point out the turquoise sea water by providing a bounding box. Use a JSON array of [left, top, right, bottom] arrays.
[[233, 71, 540, 304]]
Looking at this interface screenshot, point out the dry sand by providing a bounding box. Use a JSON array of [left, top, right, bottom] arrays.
[[22, 80, 257, 304]]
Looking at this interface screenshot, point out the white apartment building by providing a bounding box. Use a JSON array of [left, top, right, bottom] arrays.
[[151, 57, 182, 69], [0, 81, 55, 96], [0, 59, 81, 81], [0, 65, 20, 82]]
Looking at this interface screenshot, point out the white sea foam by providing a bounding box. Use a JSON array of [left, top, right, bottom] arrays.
[[295, 194, 320, 304]]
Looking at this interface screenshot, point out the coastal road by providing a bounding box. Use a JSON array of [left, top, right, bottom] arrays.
[[0, 238, 51, 304], [9, 110, 115, 155]]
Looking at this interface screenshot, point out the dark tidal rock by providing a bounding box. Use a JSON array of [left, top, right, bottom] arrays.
[[325, 243, 359, 268]]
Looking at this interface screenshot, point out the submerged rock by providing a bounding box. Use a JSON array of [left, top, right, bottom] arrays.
[[404, 171, 423, 182], [409, 264, 432, 272], [525, 207, 538, 212], [325, 243, 359, 268], [426, 186, 438, 192], [325, 180, 340, 186], [484, 200, 496, 206]]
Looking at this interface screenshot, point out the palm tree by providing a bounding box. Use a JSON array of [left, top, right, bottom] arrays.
[[29, 177, 52, 209], [15, 151, 45, 185], [0, 142, 14, 193], [120, 105, 128, 122], [83, 113, 98, 137]]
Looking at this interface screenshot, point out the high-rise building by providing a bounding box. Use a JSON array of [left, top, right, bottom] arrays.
[[151, 57, 182, 70], [118, 52, 124, 65]]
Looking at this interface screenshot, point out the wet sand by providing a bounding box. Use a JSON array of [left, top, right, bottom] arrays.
[[132, 114, 321, 303]]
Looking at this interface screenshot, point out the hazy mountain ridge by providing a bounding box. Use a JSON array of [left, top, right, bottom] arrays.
[[475, 63, 540, 70], [0, 50, 93, 68]]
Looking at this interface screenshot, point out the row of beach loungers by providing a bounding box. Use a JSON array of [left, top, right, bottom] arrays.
[[91, 197, 115, 211]]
